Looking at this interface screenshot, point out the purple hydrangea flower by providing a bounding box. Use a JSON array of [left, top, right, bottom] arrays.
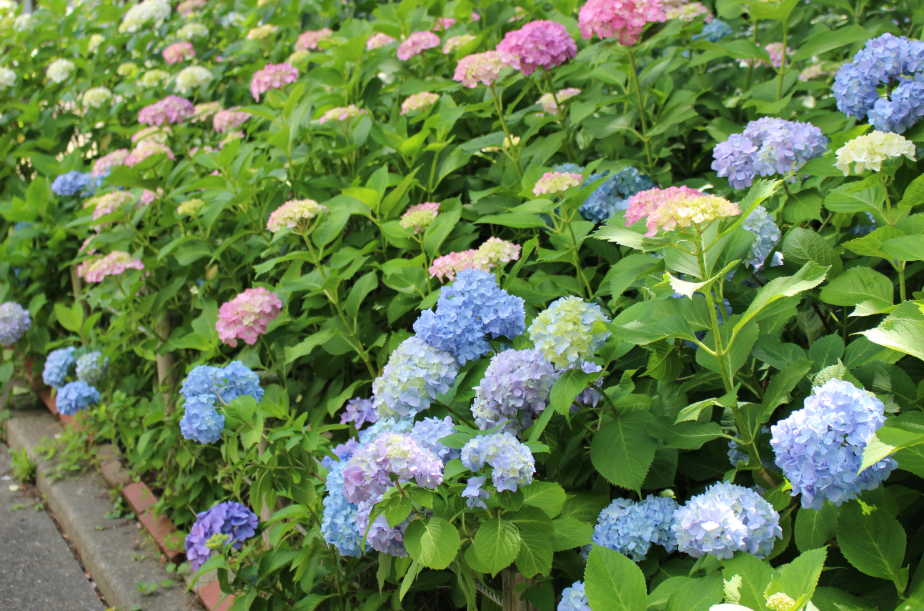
[[321, 458, 364, 556], [471, 348, 560, 434], [461, 432, 535, 492], [590, 496, 678, 562], [0, 302, 31, 347], [462, 475, 490, 509], [341, 432, 444, 504], [372, 337, 459, 420], [341, 397, 378, 429], [56, 381, 101, 416], [185, 501, 259, 571], [356, 498, 412, 556], [321, 439, 360, 470], [558, 581, 590, 611], [770, 379, 897, 510], [411, 416, 459, 463]]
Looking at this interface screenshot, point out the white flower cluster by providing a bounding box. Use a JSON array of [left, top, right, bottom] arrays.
[[119, 0, 171, 33], [175, 66, 212, 94]]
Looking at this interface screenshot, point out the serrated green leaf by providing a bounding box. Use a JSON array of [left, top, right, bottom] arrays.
[[590, 413, 657, 493]]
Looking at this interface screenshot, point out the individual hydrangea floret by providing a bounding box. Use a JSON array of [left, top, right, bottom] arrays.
[[835, 131, 916, 175], [175, 66, 213, 94], [578, 0, 667, 46], [770, 379, 897, 510], [397, 31, 440, 61], [712, 118, 828, 189], [742, 205, 782, 270], [216, 287, 283, 347], [213, 108, 247, 133], [266, 199, 327, 233], [461, 432, 535, 492], [578, 166, 655, 224], [453, 51, 508, 88], [250, 63, 298, 101], [42, 347, 76, 388], [538, 88, 580, 114], [342, 431, 444, 503], [46, 59, 75, 83], [91, 149, 130, 178], [496, 20, 577, 76], [0, 302, 31, 347], [414, 268, 526, 365], [340, 397, 378, 429], [528, 296, 610, 369], [138, 96, 196, 126], [83, 87, 113, 109], [558, 581, 590, 611], [296, 28, 333, 51], [52, 171, 95, 197], [318, 105, 366, 125], [673, 481, 782, 559], [119, 0, 170, 33], [533, 171, 582, 196], [372, 337, 459, 420], [625, 187, 740, 236], [692, 18, 732, 43], [400, 202, 439, 233], [367, 32, 397, 50], [443, 34, 476, 54], [76, 352, 109, 385], [185, 502, 258, 571], [56, 381, 101, 416], [83, 251, 144, 283], [163, 41, 195, 64], [462, 476, 490, 509], [471, 349, 559, 433], [401, 92, 440, 115], [591, 496, 678, 561]]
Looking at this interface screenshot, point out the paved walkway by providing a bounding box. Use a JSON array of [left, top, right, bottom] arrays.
[[0, 443, 106, 611]]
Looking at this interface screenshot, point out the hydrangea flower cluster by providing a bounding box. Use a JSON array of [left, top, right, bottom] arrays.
[[372, 337, 458, 420], [673, 481, 782, 559], [712, 118, 828, 189], [578, 166, 655, 224], [138, 96, 195, 126], [799, 63, 836, 82], [355, 499, 413, 556], [625, 186, 740, 236], [411, 416, 459, 463], [453, 51, 508, 88], [246, 24, 278, 40], [177, 22, 208, 39], [414, 268, 526, 365], [250, 63, 298, 100], [177, 0, 205, 15], [666, 1, 710, 21], [140, 69, 169, 88], [366, 33, 397, 50], [770, 379, 897, 510], [266, 199, 327, 233], [591, 496, 679, 561], [89, 191, 133, 222], [83, 87, 113, 109], [296, 28, 333, 51], [321, 439, 360, 470], [119, 0, 170, 32], [443, 35, 476, 54], [76, 352, 109, 385], [83, 251, 144, 283], [401, 92, 439, 115], [91, 150, 129, 178], [0, 302, 31, 346], [558, 581, 590, 611], [578, 0, 666, 46], [340, 397, 378, 429], [496, 20, 577, 76], [184, 502, 259, 571], [179, 362, 264, 443], [429, 238, 521, 282], [216, 287, 282, 347], [0, 68, 15, 89], [692, 18, 731, 43], [834, 131, 916, 175], [46, 58, 75, 83], [56, 381, 101, 416], [43, 347, 76, 388], [125, 141, 175, 167], [742, 205, 782, 270], [538, 88, 580, 114], [534, 171, 583, 196], [320, 457, 365, 556], [833, 33, 924, 133], [177, 198, 205, 216], [163, 42, 195, 64], [528, 296, 610, 368], [461, 432, 535, 493], [51, 172, 95, 197], [398, 32, 440, 60], [400, 202, 439, 233], [471, 349, 559, 433], [210, 108, 247, 133], [175, 66, 214, 94], [342, 432, 444, 503], [318, 105, 366, 125]]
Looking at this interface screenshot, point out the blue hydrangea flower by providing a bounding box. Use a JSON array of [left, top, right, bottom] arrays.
[[414, 269, 526, 365], [558, 581, 590, 611], [579, 167, 654, 224], [180, 395, 225, 444], [462, 475, 490, 509], [770, 379, 897, 510], [471, 348, 560, 434], [372, 337, 459, 420], [461, 432, 535, 492], [321, 438, 360, 469], [0, 302, 31, 346], [56, 381, 101, 416], [411, 416, 460, 463], [42, 347, 77, 388], [742, 206, 782, 270], [185, 501, 258, 571], [712, 118, 828, 189], [673, 481, 782, 559], [76, 351, 109, 385], [340, 397, 377, 429], [321, 458, 364, 557], [528, 296, 611, 369], [51, 171, 97, 197], [692, 19, 732, 43], [591, 496, 678, 562], [179, 362, 263, 444], [834, 33, 924, 133]]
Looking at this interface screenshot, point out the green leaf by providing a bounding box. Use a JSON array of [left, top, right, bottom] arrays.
[[590, 413, 657, 493], [475, 213, 547, 228], [752, 336, 808, 371], [648, 419, 724, 450], [860, 412, 924, 473], [791, 26, 871, 61], [509, 507, 554, 578], [584, 546, 647, 611], [473, 518, 520, 575], [521, 481, 567, 518], [861, 306, 924, 362], [423, 207, 461, 257], [665, 574, 723, 611], [883, 235, 924, 262], [765, 547, 828, 608], [824, 184, 885, 216], [761, 359, 813, 421], [722, 553, 773, 609], [819, 267, 893, 313], [550, 367, 598, 415], [344, 272, 378, 319], [837, 500, 906, 584], [809, 334, 845, 370], [782, 230, 841, 278], [795, 503, 840, 552], [284, 329, 337, 364], [404, 517, 461, 570], [736, 262, 829, 332], [550, 516, 593, 552], [54, 302, 83, 333]]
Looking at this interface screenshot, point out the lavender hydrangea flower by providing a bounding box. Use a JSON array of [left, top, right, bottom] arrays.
[[528, 297, 611, 369], [591, 496, 678, 562], [356, 498, 412, 556], [321, 458, 364, 556], [461, 432, 535, 492], [770, 379, 897, 510], [712, 118, 828, 189], [185, 501, 259, 571], [42, 347, 76, 388], [414, 268, 526, 365], [0, 302, 31, 346], [76, 351, 109, 385], [462, 476, 490, 509], [340, 397, 378, 429], [51, 171, 97, 197], [741, 205, 782, 270], [573, 361, 604, 408], [673, 481, 782, 559], [342, 432, 444, 504], [471, 349, 559, 433], [372, 337, 459, 420], [56, 381, 101, 416], [558, 581, 590, 611], [692, 19, 732, 43], [411, 416, 459, 463]]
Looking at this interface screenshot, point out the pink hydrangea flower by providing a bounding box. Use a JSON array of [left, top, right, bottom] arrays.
[[213, 107, 248, 132], [366, 33, 397, 50], [138, 96, 195, 126], [397, 32, 440, 60], [163, 42, 195, 64], [140, 188, 163, 206], [429, 238, 521, 281], [125, 141, 175, 167], [578, 0, 666, 46], [625, 186, 740, 236], [429, 249, 479, 282], [216, 287, 283, 347], [91, 149, 129, 178], [296, 28, 333, 51], [433, 17, 456, 31], [740, 43, 793, 69], [533, 171, 582, 195], [400, 202, 440, 233], [496, 20, 577, 76], [88, 191, 133, 222], [83, 251, 144, 283], [318, 105, 366, 125], [401, 92, 440, 115], [250, 63, 298, 101], [266, 199, 328, 233], [538, 87, 580, 114], [453, 51, 507, 88]]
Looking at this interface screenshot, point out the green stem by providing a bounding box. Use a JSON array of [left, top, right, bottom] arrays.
[[488, 86, 523, 180], [626, 48, 655, 178], [776, 23, 788, 101], [745, 17, 758, 91], [694, 230, 733, 394]]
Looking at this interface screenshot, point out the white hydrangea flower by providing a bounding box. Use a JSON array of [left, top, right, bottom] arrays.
[[140, 69, 169, 88], [0, 67, 15, 89], [177, 22, 208, 40], [83, 87, 113, 109], [46, 59, 75, 84], [13, 14, 32, 31], [175, 65, 212, 94], [119, 0, 171, 33], [835, 131, 916, 175], [88, 34, 105, 53]]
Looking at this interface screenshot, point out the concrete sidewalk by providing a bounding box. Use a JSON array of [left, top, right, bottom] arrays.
[[0, 442, 106, 611]]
